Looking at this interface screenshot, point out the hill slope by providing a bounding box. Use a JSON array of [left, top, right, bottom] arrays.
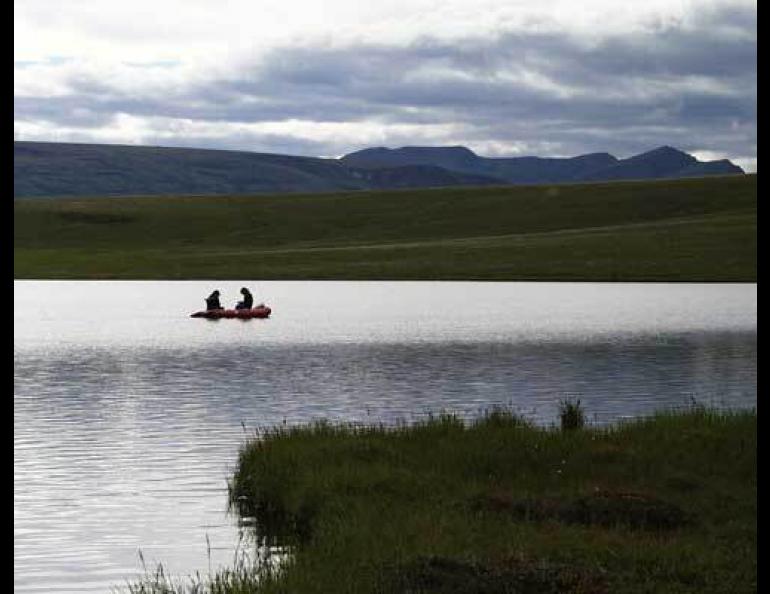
[[13, 142, 505, 198], [14, 175, 757, 281]]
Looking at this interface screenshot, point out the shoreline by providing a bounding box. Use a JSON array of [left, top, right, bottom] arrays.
[[126, 406, 757, 593]]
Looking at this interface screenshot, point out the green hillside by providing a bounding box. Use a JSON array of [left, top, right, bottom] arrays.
[[14, 175, 756, 280]]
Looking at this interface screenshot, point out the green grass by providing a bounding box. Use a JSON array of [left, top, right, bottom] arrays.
[[15, 175, 756, 280], [124, 407, 756, 593]]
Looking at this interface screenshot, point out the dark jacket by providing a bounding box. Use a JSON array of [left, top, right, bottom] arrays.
[[206, 291, 223, 310], [238, 289, 254, 309]]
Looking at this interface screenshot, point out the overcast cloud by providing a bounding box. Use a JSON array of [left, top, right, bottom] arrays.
[[14, 0, 756, 170]]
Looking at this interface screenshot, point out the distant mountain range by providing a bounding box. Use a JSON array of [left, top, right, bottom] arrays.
[[340, 145, 744, 184], [14, 141, 744, 198]]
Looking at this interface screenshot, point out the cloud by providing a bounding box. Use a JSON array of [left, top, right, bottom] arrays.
[[14, 1, 756, 169]]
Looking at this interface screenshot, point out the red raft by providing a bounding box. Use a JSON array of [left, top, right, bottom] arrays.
[[191, 305, 272, 319]]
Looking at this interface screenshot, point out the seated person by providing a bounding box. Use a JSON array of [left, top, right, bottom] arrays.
[[205, 290, 224, 310], [235, 287, 254, 310]]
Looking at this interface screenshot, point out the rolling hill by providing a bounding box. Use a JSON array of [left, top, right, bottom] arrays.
[[14, 174, 756, 281]]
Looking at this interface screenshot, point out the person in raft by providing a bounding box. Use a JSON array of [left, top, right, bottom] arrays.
[[205, 290, 224, 311], [235, 287, 254, 310]]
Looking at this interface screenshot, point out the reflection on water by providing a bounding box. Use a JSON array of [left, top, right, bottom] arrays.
[[14, 281, 756, 593], [16, 336, 757, 428]]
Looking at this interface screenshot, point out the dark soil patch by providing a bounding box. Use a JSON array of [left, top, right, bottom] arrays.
[[384, 555, 608, 594], [57, 211, 136, 225], [473, 489, 691, 531]]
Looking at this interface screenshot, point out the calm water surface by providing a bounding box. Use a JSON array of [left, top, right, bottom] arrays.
[[14, 281, 756, 592]]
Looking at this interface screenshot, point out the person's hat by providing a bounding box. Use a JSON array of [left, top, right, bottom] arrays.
[[240, 287, 248, 293]]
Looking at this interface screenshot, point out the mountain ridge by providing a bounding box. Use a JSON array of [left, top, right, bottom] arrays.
[[340, 144, 743, 184], [14, 141, 744, 198]]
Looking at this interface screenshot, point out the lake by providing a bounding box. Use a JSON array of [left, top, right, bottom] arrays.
[[14, 281, 756, 592]]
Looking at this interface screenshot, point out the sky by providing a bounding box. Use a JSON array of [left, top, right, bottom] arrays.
[[14, 0, 756, 171]]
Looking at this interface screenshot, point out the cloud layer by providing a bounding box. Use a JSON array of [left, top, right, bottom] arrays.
[[14, 0, 756, 170]]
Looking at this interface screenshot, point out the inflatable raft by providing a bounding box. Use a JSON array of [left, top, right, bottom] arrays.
[[191, 305, 271, 319]]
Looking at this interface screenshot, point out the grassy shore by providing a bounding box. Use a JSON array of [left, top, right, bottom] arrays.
[[16, 175, 756, 281], [126, 407, 756, 593]]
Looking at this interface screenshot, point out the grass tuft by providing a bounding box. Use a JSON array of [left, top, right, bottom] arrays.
[[559, 398, 586, 431]]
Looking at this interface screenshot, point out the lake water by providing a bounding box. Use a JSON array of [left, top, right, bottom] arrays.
[[14, 281, 756, 592]]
